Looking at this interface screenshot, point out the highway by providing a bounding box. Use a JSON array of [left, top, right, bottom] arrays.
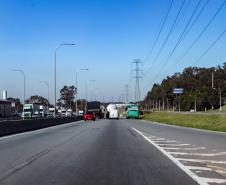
[[0, 119, 225, 185]]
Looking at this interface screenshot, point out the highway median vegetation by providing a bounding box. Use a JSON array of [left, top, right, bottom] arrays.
[[144, 112, 226, 132]]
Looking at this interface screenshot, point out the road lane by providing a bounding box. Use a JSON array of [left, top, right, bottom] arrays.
[[128, 119, 226, 184], [0, 119, 198, 185]]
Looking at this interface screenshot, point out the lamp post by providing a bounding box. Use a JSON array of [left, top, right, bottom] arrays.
[[85, 80, 96, 112], [54, 43, 75, 118], [12, 69, 25, 103], [75, 68, 89, 115], [12, 69, 25, 120], [40, 81, 49, 115], [89, 80, 96, 101]]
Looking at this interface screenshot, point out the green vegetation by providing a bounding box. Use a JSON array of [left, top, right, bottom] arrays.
[[208, 104, 226, 112], [144, 112, 226, 132], [142, 64, 226, 112]]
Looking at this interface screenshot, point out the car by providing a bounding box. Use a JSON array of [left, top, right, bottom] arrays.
[[78, 110, 84, 116], [84, 112, 96, 121]]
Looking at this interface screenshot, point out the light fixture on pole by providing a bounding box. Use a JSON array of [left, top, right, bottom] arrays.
[[75, 68, 89, 115], [40, 81, 50, 115], [54, 43, 75, 118], [12, 69, 25, 103], [12, 69, 25, 120]]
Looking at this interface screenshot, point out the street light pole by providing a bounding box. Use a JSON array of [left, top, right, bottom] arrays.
[[12, 69, 25, 120], [85, 82, 88, 113], [54, 43, 75, 118], [75, 68, 88, 116], [40, 81, 49, 114], [13, 69, 25, 103], [89, 80, 96, 101]]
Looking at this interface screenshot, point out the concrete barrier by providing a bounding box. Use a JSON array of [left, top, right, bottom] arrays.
[[0, 117, 82, 137]]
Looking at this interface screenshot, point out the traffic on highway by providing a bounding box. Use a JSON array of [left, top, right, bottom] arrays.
[[1, 0, 226, 185]]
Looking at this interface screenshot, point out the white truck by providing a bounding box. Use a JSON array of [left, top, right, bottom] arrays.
[[48, 107, 55, 117], [107, 104, 119, 120], [40, 105, 47, 117], [23, 103, 40, 118]]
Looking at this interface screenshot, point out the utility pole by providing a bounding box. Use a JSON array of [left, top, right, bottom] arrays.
[[219, 88, 222, 111], [211, 69, 222, 111], [125, 84, 129, 104], [132, 59, 143, 103], [212, 71, 214, 89], [194, 95, 197, 113]]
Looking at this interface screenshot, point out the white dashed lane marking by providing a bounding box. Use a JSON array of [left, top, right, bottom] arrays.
[[132, 128, 226, 185]]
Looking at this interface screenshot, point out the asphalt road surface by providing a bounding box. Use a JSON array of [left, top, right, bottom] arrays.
[[0, 119, 225, 185]]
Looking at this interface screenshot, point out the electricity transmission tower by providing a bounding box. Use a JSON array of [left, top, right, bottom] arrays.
[[132, 59, 143, 102]]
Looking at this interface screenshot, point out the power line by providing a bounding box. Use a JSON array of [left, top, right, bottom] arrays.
[[144, 0, 186, 76], [192, 30, 226, 66], [152, 0, 186, 65], [143, 0, 225, 92], [143, 0, 174, 63], [150, 0, 202, 80], [163, 0, 202, 64], [171, 0, 226, 67], [181, 0, 210, 42]]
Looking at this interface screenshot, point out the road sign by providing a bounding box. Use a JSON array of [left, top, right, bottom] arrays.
[[173, 88, 184, 94]]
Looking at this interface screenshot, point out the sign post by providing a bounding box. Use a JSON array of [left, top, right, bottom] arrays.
[[173, 88, 184, 112]]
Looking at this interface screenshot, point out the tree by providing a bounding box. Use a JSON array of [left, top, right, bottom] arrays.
[[25, 95, 49, 106], [59, 85, 76, 109], [143, 63, 226, 111]]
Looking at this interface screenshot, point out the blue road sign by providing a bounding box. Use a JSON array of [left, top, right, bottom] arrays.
[[173, 88, 184, 94]]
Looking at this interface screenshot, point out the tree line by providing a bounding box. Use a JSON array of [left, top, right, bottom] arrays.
[[142, 63, 226, 111], [7, 85, 86, 112]]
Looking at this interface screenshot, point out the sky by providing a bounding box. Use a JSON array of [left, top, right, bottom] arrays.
[[0, 0, 225, 103]]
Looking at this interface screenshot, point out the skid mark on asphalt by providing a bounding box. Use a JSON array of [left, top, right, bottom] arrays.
[[132, 128, 226, 185]]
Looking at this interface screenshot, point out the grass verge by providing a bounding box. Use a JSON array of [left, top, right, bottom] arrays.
[[144, 112, 226, 132]]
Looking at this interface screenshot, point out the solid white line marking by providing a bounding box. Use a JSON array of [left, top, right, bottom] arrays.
[[216, 170, 226, 174], [178, 158, 226, 164], [153, 140, 178, 143], [132, 128, 208, 185], [187, 166, 212, 171], [169, 151, 226, 157], [163, 147, 206, 151], [199, 177, 226, 184], [158, 143, 191, 146], [207, 165, 226, 174], [149, 138, 166, 141]]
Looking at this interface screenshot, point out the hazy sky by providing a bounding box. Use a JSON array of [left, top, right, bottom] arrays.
[[0, 0, 225, 103]]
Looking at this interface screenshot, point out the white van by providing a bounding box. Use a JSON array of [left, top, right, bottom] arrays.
[[107, 104, 119, 120]]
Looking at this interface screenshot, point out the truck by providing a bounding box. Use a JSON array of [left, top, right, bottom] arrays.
[[23, 103, 40, 118], [107, 104, 119, 119], [39, 105, 47, 117], [0, 100, 11, 117], [48, 107, 55, 117], [126, 104, 140, 119], [86, 101, 103, 119]]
